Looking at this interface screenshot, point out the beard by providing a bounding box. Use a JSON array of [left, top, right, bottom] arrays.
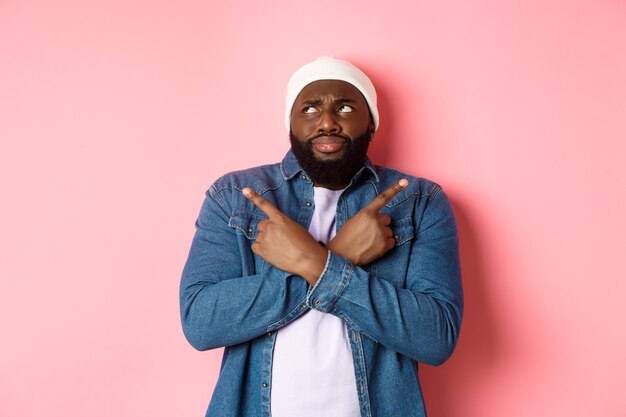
[[289, 129, 373, 189]]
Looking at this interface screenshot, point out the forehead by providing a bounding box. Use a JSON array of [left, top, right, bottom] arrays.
[[295, 79, 366, 103]]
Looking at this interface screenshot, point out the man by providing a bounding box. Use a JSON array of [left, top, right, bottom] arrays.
[[180, 56, 463, 417]]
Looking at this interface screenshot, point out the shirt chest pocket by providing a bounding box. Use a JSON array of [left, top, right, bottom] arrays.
[[391, 216, 415, 247], [228, 210, 266, 239], [228, 210, 268, 273], [369, 216, 415, 286]]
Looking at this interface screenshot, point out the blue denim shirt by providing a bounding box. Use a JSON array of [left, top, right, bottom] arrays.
[[180, 150, 463, 417]]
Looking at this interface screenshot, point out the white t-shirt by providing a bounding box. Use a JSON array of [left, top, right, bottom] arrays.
[[270, 187, 360, 417]]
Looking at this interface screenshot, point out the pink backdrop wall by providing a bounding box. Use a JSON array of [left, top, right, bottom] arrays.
[[1, 1, 625, 416]]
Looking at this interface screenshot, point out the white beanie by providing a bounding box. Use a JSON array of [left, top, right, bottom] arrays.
[[285, 56, 379, 132]]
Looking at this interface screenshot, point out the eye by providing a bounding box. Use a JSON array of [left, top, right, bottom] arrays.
[[303, 106, 318, 114], [338, 105, 354, 113]]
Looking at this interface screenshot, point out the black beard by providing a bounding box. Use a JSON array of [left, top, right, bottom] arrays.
[[289, 129, 372, 189]]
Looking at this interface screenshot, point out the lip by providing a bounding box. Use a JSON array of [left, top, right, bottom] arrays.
[[310, 136, 347, 154]]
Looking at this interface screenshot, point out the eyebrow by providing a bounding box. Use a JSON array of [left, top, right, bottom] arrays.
[[334, 97, 357, 104], [301, 97, 358, 106], [301, 98, 322, 106]]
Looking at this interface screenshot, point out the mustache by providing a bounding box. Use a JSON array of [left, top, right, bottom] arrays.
[[309, 133, 349, 142]]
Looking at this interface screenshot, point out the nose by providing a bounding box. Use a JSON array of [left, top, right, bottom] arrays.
[[317, 109, 340, 134]]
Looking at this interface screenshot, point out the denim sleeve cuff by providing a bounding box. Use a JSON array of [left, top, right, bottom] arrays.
[[305, 251, 353, 312]]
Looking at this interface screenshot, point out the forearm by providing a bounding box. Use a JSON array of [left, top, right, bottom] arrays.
[[306, 252, 462, 365], [307, 189, 464, 365], [181, 263, 308, 350], [180, 191, 309, 350]]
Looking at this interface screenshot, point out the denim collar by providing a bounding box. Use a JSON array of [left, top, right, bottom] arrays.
[[280, 149, 380, 184]]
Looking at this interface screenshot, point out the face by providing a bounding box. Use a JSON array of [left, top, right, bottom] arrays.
[[290, 80, 374, 189]]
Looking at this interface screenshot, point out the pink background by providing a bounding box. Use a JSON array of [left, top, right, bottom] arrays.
[[1, 1, 625, 416]]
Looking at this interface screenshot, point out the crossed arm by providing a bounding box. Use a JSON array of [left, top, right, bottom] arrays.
[[241, 178, 409, 284], [181, 178, 462, 363]]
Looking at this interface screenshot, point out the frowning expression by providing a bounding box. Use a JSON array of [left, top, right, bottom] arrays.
[[290, 80, 373, 162]]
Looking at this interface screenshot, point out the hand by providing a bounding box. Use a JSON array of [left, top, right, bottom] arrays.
[[242, 188, 328, 285], [327, 179, 408, 265]]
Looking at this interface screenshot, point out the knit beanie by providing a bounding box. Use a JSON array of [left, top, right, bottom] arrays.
[[285, 56, 379, 132]]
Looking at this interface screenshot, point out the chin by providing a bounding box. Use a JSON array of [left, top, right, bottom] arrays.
[[314, 151, 345, 161]]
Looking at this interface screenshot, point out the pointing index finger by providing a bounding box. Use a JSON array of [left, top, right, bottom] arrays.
[[367, 179, 409, 212], [242, 187, 280, 218]]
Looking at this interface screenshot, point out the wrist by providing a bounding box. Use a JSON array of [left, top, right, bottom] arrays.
[[300, 247, 328, 285], [326, 240, 358, 265]]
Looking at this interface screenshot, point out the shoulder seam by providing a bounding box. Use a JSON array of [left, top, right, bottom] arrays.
[[428, 183, 443, 201]]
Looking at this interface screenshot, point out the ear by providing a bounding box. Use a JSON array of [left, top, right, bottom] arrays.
[[368, 115, 376, 140]]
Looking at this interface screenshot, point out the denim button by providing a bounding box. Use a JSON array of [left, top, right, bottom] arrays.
[[262, 383, 268, 388], [301, 174, 307, 180], [300, 304, 307, 310], [267, 332, 272, 337], [315, 300, 321, 305], [247, 227, 253, 234], [305, 202, 312, 207]]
